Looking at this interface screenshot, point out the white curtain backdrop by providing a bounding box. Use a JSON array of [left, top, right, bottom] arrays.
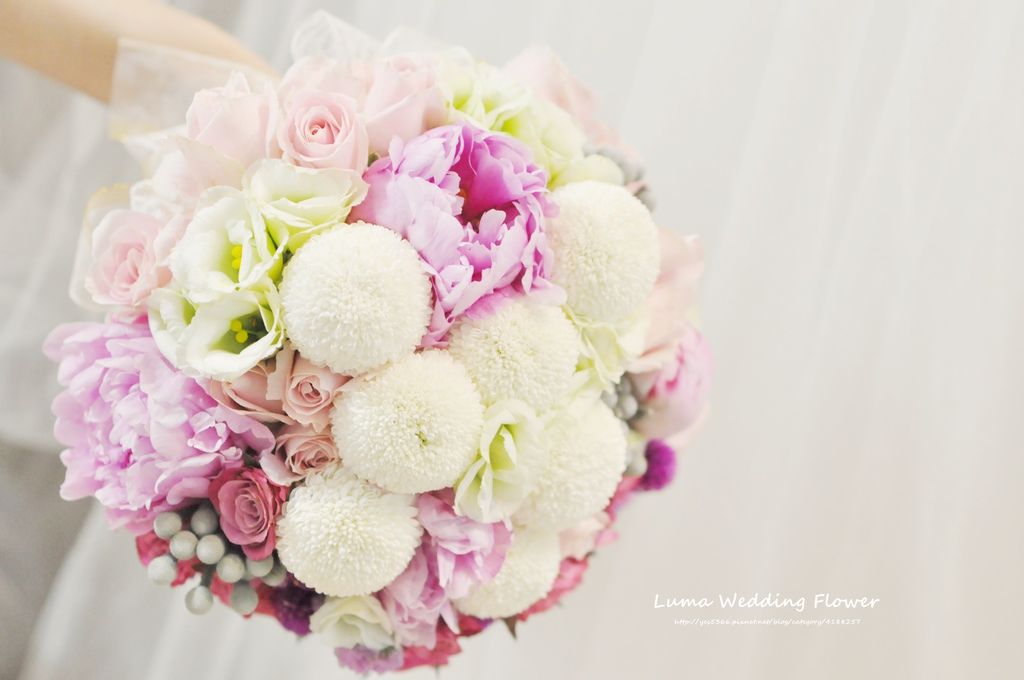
[[2, 1, 1021, 678]]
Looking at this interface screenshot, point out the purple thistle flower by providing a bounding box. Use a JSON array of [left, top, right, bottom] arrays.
[[271, 577, 324, 636], [639, 439, 677, 491]]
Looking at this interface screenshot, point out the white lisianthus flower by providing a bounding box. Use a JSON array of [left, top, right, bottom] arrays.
[[310, 595, 395, 651], [439, 49, 531, 131], [244, 159, 368, 252], [454, 399, 547, 523], [149, 284, 283, 380], [169, 186, 283, 303], [570, 306, 648, 394]]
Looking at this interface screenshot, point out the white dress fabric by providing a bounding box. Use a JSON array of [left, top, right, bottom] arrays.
[[8, 0, 1024, 678]]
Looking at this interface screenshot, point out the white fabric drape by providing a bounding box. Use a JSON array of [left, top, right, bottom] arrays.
[[4, 0, 1022, 678]]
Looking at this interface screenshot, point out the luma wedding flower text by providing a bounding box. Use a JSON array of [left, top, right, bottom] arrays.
[[44, 13, 711, 674]]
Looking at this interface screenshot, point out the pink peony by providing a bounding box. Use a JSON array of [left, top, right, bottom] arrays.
[[276, 87, 368, 172], [44, 319, 274, 533], [351, 122, 560, 344], [186, 72, 274, 168], [268, 346, 348, 431], [84, 209, 172, 309], [631, 327, 712, 441], [260, 422, 339, 485], [208, 466, 288, 560]]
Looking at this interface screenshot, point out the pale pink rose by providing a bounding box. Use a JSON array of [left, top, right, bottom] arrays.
[[558, 512, 614, 560], [207, 358, 293, 426], [632, 327, 712, 441], [276, 87, 368, 171], [267, 346, 348, 432], [504, 45, 629, 155], [280, 55, 445, 156], [84, 209, 169, 309], [360, 55, 445, 155], [632, 228, 705, 373], [185, 72, 274, 168], [260, 423, 339, 485]]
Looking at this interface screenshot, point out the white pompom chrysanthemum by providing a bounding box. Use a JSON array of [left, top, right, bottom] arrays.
[[514, 397, 627, 531], [454, 527, 561, 618], [547, 181, 659, 323], [276, 465, 421, 597], [332, 351, 484, 494], [279, 222, 431, 375], [447, 300, 579, 411]]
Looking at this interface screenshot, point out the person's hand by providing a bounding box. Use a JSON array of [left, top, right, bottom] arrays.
[[0, 0, 275, 101]]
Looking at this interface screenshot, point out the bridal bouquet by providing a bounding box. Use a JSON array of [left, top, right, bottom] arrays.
[[44, 13, 710, 674]]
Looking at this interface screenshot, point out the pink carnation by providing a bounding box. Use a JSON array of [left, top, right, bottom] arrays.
[[380, 493, 510, 649], [44, 319, 274, 533], [351, 122, 561, 345]]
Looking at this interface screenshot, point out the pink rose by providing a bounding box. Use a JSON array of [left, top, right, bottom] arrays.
[[208, 467, 288, 560], [504, 45, 628, 155], [84, 209, 171, 309], [276, 87, 368, 171], [633, 228, 705, 370], [186, 72, 274, 167], [280, 55, 444, 156], [360, 55, 445, 155], [207, 359, 292, 426], [267, 346, 348, 431], [260, 423, 339, 485], [631, 327, 712, 441]]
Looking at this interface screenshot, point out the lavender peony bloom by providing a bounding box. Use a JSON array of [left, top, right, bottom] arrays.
[[350, 122, 562, 345], [43, 318, 275, 533]]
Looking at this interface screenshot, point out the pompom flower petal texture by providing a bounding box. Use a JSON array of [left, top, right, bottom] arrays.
[[276, 465, 422, 597], [332, 352, 484, 494], [447, 299, 578, 411], [279, 223, 432, 375], [546, 180, 660, 323], [515, 397, 628, 531]]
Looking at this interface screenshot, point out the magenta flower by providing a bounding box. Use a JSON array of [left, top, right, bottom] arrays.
[[44, 319, 275, 533], [351, 122, 562, 345]]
